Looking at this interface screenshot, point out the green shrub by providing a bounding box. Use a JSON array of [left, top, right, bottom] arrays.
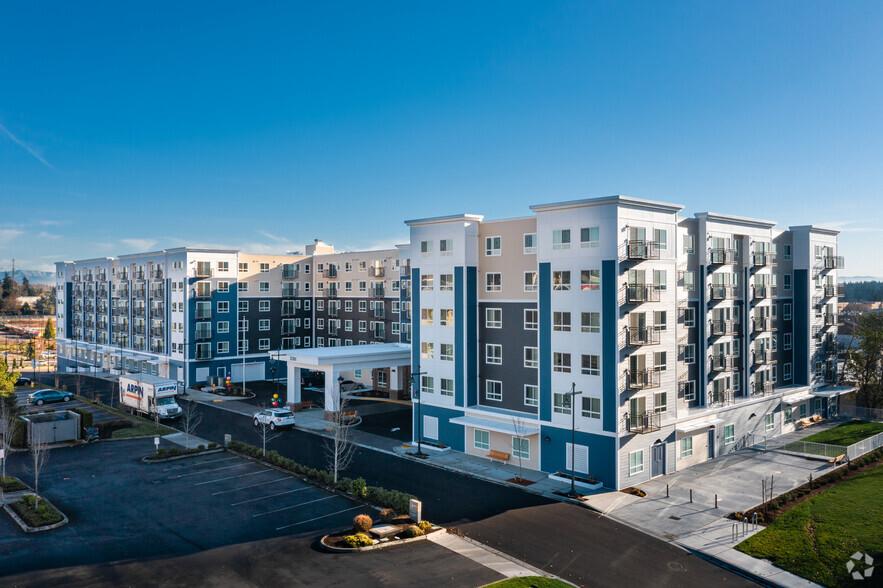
[[1, 476, 27, 492], [168, 447, 181, 456], [208, 442, 218, 449], [351, 477, 367, 498], [156, 448, 167, 456], [197, 444, 205, 451], [71, 407, 93, 428], [417, 520, 432, 532], [342, 533, 373, 548], [336, 477, 353, 493], [10, 417, 26, 448], [402, 525, 424, 538], [380, 508, 396, 523], [353, 514, 372, 533]]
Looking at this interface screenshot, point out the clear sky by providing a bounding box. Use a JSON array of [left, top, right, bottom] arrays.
[[1, 1, 881, 276]]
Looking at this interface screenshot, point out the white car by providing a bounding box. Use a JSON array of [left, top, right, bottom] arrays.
[[253, 408, 295, 430]]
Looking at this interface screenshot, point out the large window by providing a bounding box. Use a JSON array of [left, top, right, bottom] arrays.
[[581, 270, 600, 291], [440, 308, 454, 326], [486, 273, 502, 292], [440, 274, 453, 291], [524, 271, 538, 292], [580, 226, 599, 248], [553, 229, 571, 250], [553, 311, 571, 331], [486, 344, 502, 365], [552, 271, 571, 291], [474, 429, 489, 450], [439, 239, 453, 256], [553, 352, 571, 373], [485, 236, 501, 256], [440, 344, 454, 361], [421, 342, 434, 359], [524, 309, 538, 330], [440, 378, 454, 397], [523, 233, 537, 254], [581, 354, 600, 376], [486, 308, 502, 328], [524, 385, 539, 407], [629, 450, 644, 475], [524, 347, 539, 368], [421, 375, 434, 394], [724, 424, 735, 444], [485, 380, 502, 401], [512, 437, 530, 460], [581, 312, 600, 333], [421, 275, 433, 291], [581, 397, 600, 419], [765, 413, 775, 431], [680, 437, 693, 459], [421, 308, 433, 325], [553, 392, 571, 415]]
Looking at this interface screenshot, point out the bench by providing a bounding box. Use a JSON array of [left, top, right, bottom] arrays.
[[796, 418, 813, 428], [830, 453, 846, 464], [487, 450, 510, 463], [811, 414, 824, 423], [290, 401, 313, 412]]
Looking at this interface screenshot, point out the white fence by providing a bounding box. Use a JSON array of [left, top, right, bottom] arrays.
[[763, 429, 883, 461], [847, 431, 883, 460]]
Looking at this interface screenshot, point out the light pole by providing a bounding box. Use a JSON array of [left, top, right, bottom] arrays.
[[565, 382, 583, 498], [407, 366, 427, 458]]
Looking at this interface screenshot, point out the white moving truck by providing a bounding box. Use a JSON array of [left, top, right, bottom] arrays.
[[119, 374, 182, 420]]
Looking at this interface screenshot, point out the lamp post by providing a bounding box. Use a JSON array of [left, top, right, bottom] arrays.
[[565, 382, 583, 498], [407, 366, 427, 458]]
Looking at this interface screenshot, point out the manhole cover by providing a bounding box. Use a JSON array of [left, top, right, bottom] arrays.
[[668, 562, 685, 572], [150, 480, 164, 484], [669, 515, 682, 520]]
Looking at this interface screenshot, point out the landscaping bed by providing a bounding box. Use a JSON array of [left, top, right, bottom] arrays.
[[320, 511, 441, 551], [735, 450, 883, 587], [485, 577, 571, 588], [144, 443, 221, 462], [1, 475, 28, 493], [9, 494, 65, 528], [800, 419, 883, 446]]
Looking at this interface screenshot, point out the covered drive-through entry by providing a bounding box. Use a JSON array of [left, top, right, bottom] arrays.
[[280, 343, 412, 412]]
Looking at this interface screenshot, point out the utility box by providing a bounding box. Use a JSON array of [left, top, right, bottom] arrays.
[[21, 411, 82, 445]]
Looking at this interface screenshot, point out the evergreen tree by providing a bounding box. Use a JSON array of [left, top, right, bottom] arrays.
[[21, 275, 35, 296], [21, 302, 33, 316], [43, 318, 56, 339], [26, 341, 36, 361], [1, 272, 13, 299]]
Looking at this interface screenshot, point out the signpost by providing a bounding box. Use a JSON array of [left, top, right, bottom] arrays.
[[154, 436, 160, 453], [409, 498, 422, 523]]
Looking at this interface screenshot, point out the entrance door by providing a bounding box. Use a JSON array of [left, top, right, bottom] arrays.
[[708, 428, 715, 459], [651, 443, 665, 477]]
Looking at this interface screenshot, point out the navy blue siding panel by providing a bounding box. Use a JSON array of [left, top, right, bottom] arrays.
[[540, 426, 617, 489], [455, 266, 464, 407], [601, 260, 617, 432], [538, 263, 552, 422], [794, 269, 808, 385]]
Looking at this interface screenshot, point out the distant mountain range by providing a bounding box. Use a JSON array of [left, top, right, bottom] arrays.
[[2, 270, 55, 285], [839, 276, 883, 283]]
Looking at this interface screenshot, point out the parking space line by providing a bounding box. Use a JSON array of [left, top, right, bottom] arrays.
[[230, 487, 314, 506], [193, 469, 276, 486], [276, 505, 364, 530], [252, 495, 335, 517], [164, 456, 239, 471], [211, 477, 293, 496], [171, 463, 248, 478]]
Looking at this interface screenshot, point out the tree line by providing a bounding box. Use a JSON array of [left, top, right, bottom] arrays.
[[1, 273, 54, 316], [843, 280, 883, 302]]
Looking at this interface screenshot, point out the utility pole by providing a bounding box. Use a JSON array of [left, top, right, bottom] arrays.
[[408, 365, 427, 458], [565, 382, 583, 498]]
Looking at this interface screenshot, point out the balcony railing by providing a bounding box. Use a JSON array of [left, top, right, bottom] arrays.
[[153, 267, 164, 279], [623, 284, 660, 304], [707, 389, 735, 407], [328, 303, 339, 317], [823, 284, 845, 298], [117, 287, 130, 298], [824, 313, 838, 327], [624, 327, 660, 347], [752, 252, 776, 266], [150, 326, 164, 338], [326, 265, 338, 278], [133, 288, 146, 299], [151, 302, 165, 315], [374, 325, 386, 340], [195, 266, 213, 278], [373, 284, 385, 298], [151, 342, 165, 354], [282, 286, 297, 298], [626, 240, 660, 261], [374, 306, 385, 319], [195, 346, 212, 360], [151, 284, 165, 298], [709, 354, 736, 371], [708, 319, 737, 337], [132, 307, 146, 318], [133, 325, 146, 336], [708, 248, 737, 265], [282, 265, 298, 279], [195, 328, 212, 341], [195, 288, 213, 299], [823, 341, 839, 355], [327, 284, 338, 297], [625, 369, 661, 390], [709, 285, 735, 301], [753, 350, 777, 365], [282, 326, 297, 335], [195, 308, 212, 320], [751, 317, 776, 332], [623, 411, 661, 435], [370, 266, 385, 278], [751, 285, 772, 300], [400, 263, 411, 277], [112, 307, 128, 317], [822, 255, 845, 270], [824, 369, 837, 384], [751, 381, 775, 396], [281, 305, 297, 317]]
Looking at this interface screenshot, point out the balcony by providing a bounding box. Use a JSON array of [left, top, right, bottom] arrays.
[[119, 270, 129, 280], [195, 346, 212, 360], [623, 284, 660, 304], [709, 354, 736, 371], [708, 248, 737, 265], [326, 265, 338, 278], [751, 317, 776, 332], [151, 302, 165, 315], [824, 369, 838, 384], [708, 319, 737, 337], [195, 327, 212, 341], [112, 307, 129, 317], [823, 284, 845, 298], [195, 308, 212, 320], [195, 287, 213, 299], [282, 325, 297, 335], [751, 285, 771, 300], [132, 307, 146, 318], [623, 411, 661, 435], [133, 325, 146, 336], [328, 324, 339, 336], [624, 327, 660, 347], [153, 267, 164, 279], [707, 389, 735, 407], [281, 305, 297, 317], [151, 342, 165, 354], [117, 287, 130, 298], [133, 287, 146, 300], [625, 240, 660, 261], [151, 284, 165, 298], [195, 266, 213, 278], [373, 324, 386, 340], [822, 255, 845, 270], [328, 303, 339, 317], [823, 340, 839, 355], [753, 350, 777, 365], [134, 270, 146, 280], [72, 275, 81, 283], [751, 381, 775, 396], [327, 284, 338, 297], [624, 369, 661, 390], [150, 326, 164, 337], [370, 266, 385, 278], [97, 286, 108, 297], [400, 263, 411, 277], [373, 284, 385, 298], [824, 313, 838, 327], [752, 252, 776, 266], [282, 265, 298, 279], [282, 286, 297, 298], [709, 285, 735, 301], [374, 305, 386, 319]]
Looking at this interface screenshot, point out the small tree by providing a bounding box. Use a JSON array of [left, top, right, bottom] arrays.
[[26, 341, 36, 361], [28, 439, 50, 509], [846, 313, 883, 409], [42, 319, 56, 340], [180, 399, 203, 449], [323, 387, 358, 484], [0, 392, 21, 493], [511, 416, 530, 482], [253, 405, 282, 456]]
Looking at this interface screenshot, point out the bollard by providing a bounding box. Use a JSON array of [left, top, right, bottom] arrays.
[[689, 489, 693, 503], [732, 523, 738, 543], [752, 512, 758, 530], [715, 494, 718, 509], [742, 518, 748, 537], [666, 483, 669, 498]]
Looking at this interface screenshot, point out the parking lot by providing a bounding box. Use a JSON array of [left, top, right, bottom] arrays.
[[12, 387, 119, 424]]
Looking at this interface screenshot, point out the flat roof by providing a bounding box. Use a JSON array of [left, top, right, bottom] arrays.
[[788, 225, 841, 236], [279, 343, 411, 368], [530, 195, 684, 214], [405, 213, 485, 227], [694, 212, 777, 230]]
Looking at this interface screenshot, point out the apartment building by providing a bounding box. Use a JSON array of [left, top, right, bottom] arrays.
[[406, 196, 848, 490], [55, 241, 411, 389]]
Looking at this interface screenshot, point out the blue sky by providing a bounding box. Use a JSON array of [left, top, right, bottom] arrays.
[[1, 1, 881, 276]]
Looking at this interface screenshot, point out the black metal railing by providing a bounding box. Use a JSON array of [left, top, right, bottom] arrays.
[[707, 389, 735, 407], [624, 327, 660, 346], [709, 248, 737, 265], [752, 252, 776, 266], [626, 240, 660, 260], [751, 381, 775, 396], [624, 284, 661, 304], [624, 411, 661, 434], [753, 350, 777, 365], [625, 369, 661, 390], [709, 354, 736, 371], [709, 285, 735, 301], [822, 255, 845, 270], [708, 319, 737, 337]]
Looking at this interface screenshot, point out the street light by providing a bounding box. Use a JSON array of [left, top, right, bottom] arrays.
[[407, 366, 427, 458], [564, 382, 583, 499]]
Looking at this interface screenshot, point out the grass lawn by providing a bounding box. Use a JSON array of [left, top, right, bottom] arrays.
[[74, 395, 176, 439], [735, 463, 883, 587], [802, 420, 883, 446], [485, 577, 571, 588]]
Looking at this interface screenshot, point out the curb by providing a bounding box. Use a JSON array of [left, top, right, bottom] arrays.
[[319, 528, 440, 553], [141, 447, 225, 463], [678, 544, 783, 588], [3, 496, 70, 533]]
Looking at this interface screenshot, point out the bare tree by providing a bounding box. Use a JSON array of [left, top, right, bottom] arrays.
[[511, 416, 530, 482], [180, 399, 203, 449], [322, 387, 358, 484], [253, 415, 282, 457], [28, 438, 50, 508], [0, 394, 20, 491]]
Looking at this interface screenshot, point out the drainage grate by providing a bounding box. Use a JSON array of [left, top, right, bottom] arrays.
[[669, 515, 681, 521], [668, 562, 685, 572]]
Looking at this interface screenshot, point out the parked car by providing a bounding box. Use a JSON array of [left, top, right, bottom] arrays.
[[15, 377, 32, 387], [253, 408, 296, 430], [28, 389, 72, 405], [339, 380, 365, 391]]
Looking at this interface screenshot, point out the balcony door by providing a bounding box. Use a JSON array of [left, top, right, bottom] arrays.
[[629, 396, 646, 423], [630, 354, 646, 386], [629, 269, 645, 287]]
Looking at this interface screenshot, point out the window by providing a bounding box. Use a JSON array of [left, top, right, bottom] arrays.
[[680, 437, 693, 459], [440, 378, 454, 397], [653, 270, 667, 290], [553, 311, 571, 331], [238, 262, 248, 273], [524, 347, 539, 368], [784, 363, 792, 382], [523, 233, 537, 254], [683, 271, 695, 291], [259, 319, 270, 331], [581, 312, 600, 333], [440, 343, 454, 361], [552, 271, 570, 291], [654, 310, 667, 331], [474, 429, 489, 450], [580, 226, 599, 248], [440, 274, 453, 291], [345, 300, 353, 312], [218, 301, 229, 314], [581, 270, 600, 291], [682, 344, 696, 364], [238, 339, 248, 353], [765, 413, 775, 432], [345, 320, 352, 332], [629, 451, 644, 475], [784, 333, 792, 350], [553, 352, 571, 373], [784, 303, 792, 321], [260, 262, 269, 273], [217, 341, 229, 354], [358, 261, 365, 272], [421, 375, 434, 395], [683, 380, 696, 401], [654, 392, 667, 413], [238, 282, 248, 292], [654, 351, 667, 371], [258, 338, 270, 351], [358, 281, 366, 292], [421, 308, 433, 325], [421, 275, 433, 291], [345, 281, 353, 292], [238, 318, 248, 332], [421, 342, 434, 359], [218, 281, 229, 293], [524, 385, 539, 407], [486, 380, 502, 401], [485, 236, 501, 256], [358, 320, 366, 332], [581, 397, 601, 419], [358, 300, 366, 312], [259, 300, 270, 312], [524, 271, 538, 292], [684, 307, 696, 327], [238, 300, 248, 312], [724, 424, 735, 444], [486, 344, 502, 365], [683, 234, 695, 254], [784, 274, 792, 291], [512, 437, 530, 460], [553, 392, 571, 415], [654, 228, 667, 250], [524, 309, 538, 330], [486, 308, 502, 328], [784, 244, 792, 261], [439, 239, 453, 256], [581, 354, 600, 376], [217, 321, 229, 334], [440, 308, 454, 326], [420, 240, 432, 256], [784, 407, 793, 423], [217, 261, 229, 272], [553, 229, 571, 250], [485, 273, 502, 292]]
